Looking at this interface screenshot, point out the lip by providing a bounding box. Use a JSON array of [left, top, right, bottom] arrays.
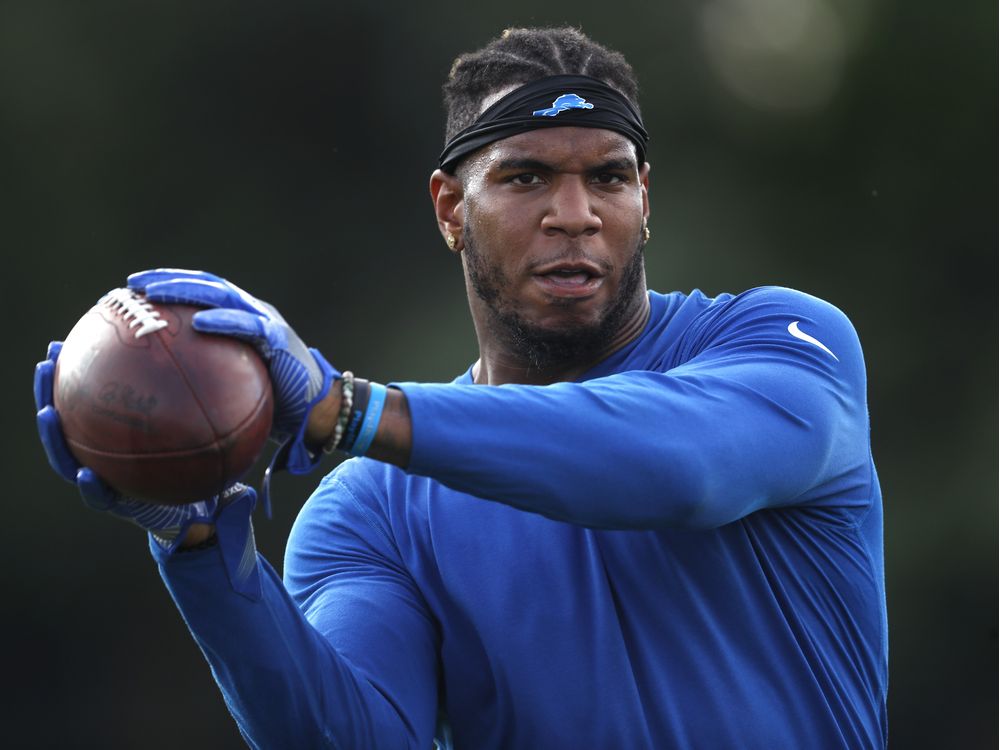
[[531, 261, 606, 298], [533, 259, 605, 277]]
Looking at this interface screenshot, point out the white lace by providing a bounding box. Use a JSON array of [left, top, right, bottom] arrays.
[[99, 288, 169, 339]]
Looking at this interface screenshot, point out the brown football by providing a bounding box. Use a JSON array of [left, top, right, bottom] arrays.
[[53, 288, 274, 504]]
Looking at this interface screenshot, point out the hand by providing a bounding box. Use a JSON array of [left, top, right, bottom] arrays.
[[127, 269, 339, 475], [35, 341, 262, 598], [35, 340, 231, 549]]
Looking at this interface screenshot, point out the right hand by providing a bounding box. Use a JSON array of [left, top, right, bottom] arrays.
[[126, 269, 340, 475]]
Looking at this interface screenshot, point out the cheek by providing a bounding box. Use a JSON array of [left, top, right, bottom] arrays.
[[608, 206, 645, 250], [468, 205, 532, 266], [471, 195, 518, 233]]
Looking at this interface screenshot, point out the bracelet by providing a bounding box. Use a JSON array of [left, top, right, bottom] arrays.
[[323, 372, 354, 455], [349, 382, 387, 457], [338, 379, 371, 453]]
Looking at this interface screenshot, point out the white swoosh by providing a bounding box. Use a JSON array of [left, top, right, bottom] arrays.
[[788, 321, 839, 361]]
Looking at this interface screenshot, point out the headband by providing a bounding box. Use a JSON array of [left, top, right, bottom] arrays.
[[438, 74, 649, 173]]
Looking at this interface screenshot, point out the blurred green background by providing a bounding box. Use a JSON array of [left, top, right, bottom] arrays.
[[3, 0, 995, 747]]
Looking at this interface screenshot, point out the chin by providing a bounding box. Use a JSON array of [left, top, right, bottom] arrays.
[[531, 306, 606, 334], [492, 298, 619, 370], [534, 289, 615, 323]]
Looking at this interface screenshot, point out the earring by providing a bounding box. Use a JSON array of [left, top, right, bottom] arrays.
[[643, 225, 651, 243], [446, 233, 457, 250]]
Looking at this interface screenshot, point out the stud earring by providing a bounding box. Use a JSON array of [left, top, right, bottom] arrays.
[[446, 233, 457, 250], [643, 225, 651, 243]]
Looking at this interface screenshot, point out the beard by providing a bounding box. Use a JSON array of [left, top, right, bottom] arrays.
[[463, 228, 647, 373]]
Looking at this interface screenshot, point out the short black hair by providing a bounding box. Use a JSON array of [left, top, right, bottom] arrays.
[[442, 27, 641, 145]]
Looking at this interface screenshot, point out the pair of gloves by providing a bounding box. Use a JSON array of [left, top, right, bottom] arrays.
[[34, 269, 339, 593]]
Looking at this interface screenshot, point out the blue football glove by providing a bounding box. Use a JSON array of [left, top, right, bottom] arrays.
[[126, 269, 339, 478], [34, 341, 262, 599]]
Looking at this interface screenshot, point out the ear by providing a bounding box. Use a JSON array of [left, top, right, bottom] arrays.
[[429, 169, 465, 251], [639, 161, 651, 225]]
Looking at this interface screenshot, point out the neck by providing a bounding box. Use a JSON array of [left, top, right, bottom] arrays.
[[471, 290, 651, 386]]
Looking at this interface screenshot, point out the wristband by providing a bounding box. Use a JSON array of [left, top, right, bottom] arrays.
[[349, 382, 387, 457], [338, 379, 371, 453]]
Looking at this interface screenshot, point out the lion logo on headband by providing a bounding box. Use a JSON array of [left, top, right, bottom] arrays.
[[532, 93, 595, 117]]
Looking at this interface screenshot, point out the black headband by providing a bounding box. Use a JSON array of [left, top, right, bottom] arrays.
[[438, 74, 649, 174]]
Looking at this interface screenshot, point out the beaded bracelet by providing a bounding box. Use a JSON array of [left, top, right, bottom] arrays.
[[323, 371, 354, 455]]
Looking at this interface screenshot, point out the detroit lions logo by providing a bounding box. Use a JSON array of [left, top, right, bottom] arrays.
[[532, 93, 595, 117]]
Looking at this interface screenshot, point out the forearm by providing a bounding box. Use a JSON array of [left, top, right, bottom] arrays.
[[155, 540, 419, 748], [398, 361, 865, 529]]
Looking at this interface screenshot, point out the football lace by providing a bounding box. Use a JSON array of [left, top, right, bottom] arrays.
[[100, 288, 170, 339]]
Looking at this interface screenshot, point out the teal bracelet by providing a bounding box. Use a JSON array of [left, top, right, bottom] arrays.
[[349, 382, 387, 457]]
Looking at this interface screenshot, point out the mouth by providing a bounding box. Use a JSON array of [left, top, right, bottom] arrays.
[[531, 261, 606, 298]]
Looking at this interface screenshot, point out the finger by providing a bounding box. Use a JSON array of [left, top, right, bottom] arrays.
[[77, 467, 118, 511], [131, 271, 271, 321], [191, 308, 270, 345], [37, 406, 80, 482], [126, 499, 193, 530], [46, 341, 63, 362], [140, 278, 241, 308], [127, 268, 224, 291], [258, 299, 288, 325], [145, 279, 267, 319], [33, 359, 55, 411]]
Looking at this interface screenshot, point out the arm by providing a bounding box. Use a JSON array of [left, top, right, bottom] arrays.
[[36, 274, 437, 746], [318, 288, 870, 530], [127, 271, 866, 531], [156, 463, 439, 749]]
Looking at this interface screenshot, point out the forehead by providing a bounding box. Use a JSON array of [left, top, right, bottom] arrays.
[[474, 127, 638, 172]]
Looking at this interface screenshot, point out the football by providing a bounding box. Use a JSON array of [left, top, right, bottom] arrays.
[[53, 288, 274, 504]]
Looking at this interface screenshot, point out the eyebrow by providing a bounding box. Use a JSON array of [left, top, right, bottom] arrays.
[[591, 158, 635, 172], [494, 156, 637, 173], [495, 158, 555, 173]]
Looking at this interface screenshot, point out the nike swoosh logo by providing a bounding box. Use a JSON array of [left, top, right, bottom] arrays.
[[787, 321, 839, 361]]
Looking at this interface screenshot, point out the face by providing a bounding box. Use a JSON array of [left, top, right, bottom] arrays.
[[452, 127, 650, 369]]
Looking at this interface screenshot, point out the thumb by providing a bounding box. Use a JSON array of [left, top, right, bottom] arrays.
[[77, 468, 118, 512]]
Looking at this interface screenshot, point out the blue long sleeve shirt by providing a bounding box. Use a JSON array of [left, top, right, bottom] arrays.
[[154, 286, 888, 749]]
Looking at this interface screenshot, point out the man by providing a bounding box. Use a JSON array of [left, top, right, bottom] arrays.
[[35, 27, 888, 749]]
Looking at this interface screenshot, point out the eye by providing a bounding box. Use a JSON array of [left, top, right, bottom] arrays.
[[592, 172, 626, 185], [510, 173, 543, 186]]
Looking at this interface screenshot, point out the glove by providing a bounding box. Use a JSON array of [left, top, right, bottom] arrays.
[[126, 269, 339, 477], [34, 341, 262, 599]]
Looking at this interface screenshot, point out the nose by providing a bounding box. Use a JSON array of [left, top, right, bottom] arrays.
[[540, 178, 602, 238]]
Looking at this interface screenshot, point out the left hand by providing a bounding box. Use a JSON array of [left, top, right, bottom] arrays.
[[35, 340, 259, 593], [127, 269, 339, 474]]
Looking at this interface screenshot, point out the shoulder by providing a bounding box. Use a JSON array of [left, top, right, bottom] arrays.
[[731, 286, 853, 321], [666, 286, 869, 396], [286, 456, 433, 550], [740, 286, 863, 360], [293, 458, 384, 523], [685, 286, 862, 356], [285, 459, 404, 579], [694, 286, 853, 326]]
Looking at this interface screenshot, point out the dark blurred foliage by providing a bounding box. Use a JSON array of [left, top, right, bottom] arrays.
[[2, 1, 995, 747]]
